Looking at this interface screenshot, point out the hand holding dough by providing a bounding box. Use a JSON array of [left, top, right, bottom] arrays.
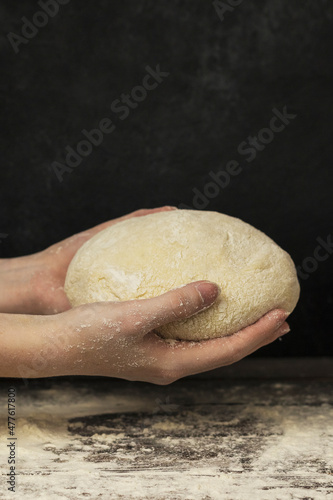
[[65, 210, 300, 340]]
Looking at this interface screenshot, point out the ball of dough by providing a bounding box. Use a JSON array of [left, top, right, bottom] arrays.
[[64, 210, 300, 341]]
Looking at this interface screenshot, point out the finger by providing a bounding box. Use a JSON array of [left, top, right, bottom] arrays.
[[122, 281, 221, 334], [143, 309, 290, 380]]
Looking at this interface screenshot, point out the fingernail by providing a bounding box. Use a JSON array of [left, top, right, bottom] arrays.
[[277, 323, 291, 336], [195, 281, 221, 307], [165, 206, 178, 210]]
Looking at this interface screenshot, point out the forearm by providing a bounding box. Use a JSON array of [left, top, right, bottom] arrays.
[[0, 312, 76, 378]]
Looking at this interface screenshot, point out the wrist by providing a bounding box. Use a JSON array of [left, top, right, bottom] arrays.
[[0, 254, 41, 313], [0, 311, 77, 378]]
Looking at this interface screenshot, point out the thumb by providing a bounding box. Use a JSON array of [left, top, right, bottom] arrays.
[[140, 281, 221, 333]]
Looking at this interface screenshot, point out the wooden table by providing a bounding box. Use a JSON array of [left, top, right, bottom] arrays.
[[1, 358, 332, 499]]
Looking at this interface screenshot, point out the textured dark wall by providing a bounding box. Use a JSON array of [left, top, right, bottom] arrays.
[[1, 0, 332, 356]]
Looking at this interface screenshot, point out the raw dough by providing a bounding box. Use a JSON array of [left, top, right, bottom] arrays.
[[64, 210, 300, 340]]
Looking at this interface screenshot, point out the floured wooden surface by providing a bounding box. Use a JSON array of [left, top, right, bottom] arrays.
[[0, 376, 332, 499]]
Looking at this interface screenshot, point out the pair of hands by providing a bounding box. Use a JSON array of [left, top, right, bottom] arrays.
[[0, 207, 290, 383]]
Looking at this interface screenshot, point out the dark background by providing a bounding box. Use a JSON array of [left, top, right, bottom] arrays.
[[0, 0, 332, 357]]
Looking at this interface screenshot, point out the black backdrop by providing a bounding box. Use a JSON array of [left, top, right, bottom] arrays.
[[1, 0, 332, 357]]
